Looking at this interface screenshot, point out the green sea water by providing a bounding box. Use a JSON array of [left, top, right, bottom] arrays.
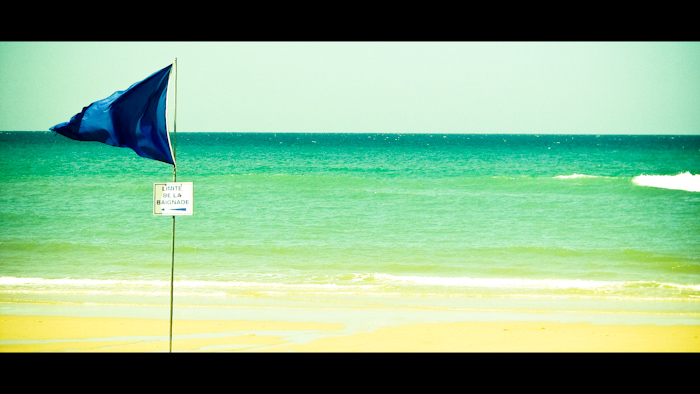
[[1, 132, 699, 319]]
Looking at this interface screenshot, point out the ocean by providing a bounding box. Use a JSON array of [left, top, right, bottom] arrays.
[[1, 132, 699, 324]]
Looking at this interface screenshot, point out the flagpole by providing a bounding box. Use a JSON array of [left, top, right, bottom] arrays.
[[169, 58, 177, 353]]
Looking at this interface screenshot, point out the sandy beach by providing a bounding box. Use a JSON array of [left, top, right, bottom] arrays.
[[2, 313, 699, 352]]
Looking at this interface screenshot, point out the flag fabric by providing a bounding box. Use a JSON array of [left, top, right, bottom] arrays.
[[51, 64, 175, 165]]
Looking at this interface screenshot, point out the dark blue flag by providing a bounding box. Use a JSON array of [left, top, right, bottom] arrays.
[[51, 64, 175, 165]]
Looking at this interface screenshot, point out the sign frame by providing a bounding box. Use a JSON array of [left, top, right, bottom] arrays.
[[154, 182, 193, 216]]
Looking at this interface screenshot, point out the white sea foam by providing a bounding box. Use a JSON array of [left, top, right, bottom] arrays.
[[0, 277, 168, 287], [372, 273, 700, 292], [0, 276, 376, 292], [2, 276, 698, 299], [373, 273, 617, 289], [632, 172, 700, 192]]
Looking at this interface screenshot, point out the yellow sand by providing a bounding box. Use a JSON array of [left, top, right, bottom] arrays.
[[1, 314, 699, 352], [266, 321, 700, 352], [0, 315, 342, 352]]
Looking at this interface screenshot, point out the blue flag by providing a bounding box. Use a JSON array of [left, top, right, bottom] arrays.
[[51, 64, 175, 165]]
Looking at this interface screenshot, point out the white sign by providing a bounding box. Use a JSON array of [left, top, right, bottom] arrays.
[[154, 182, 193, 215]]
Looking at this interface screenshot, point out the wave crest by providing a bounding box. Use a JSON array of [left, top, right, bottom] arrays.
[[633, 172, 700, 192]]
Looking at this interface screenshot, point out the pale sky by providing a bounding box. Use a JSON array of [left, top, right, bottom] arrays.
[[1, 41, 699, 134]]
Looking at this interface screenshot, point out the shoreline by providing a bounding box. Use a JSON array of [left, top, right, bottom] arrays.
[[1, 300, 699, 352]]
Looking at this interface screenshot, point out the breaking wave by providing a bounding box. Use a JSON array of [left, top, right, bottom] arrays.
[[1, 274, 699, 301], [632, 172, 700, 192]]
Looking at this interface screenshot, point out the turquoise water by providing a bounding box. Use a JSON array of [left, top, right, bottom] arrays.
[[1, 132, 699, 315]]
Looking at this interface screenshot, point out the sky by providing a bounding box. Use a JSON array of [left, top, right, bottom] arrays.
[[1, 41, 699, 134]]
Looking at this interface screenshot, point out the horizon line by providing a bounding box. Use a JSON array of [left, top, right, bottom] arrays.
[[3, 130, 700, 136]]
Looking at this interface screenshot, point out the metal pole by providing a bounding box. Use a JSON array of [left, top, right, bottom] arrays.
[[169, 188, 175, 352], [169, 58, 177, 353], [169, 200, 175, 352]]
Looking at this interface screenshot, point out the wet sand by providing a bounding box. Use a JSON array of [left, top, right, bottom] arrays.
[[2, 314, 698, 352]]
